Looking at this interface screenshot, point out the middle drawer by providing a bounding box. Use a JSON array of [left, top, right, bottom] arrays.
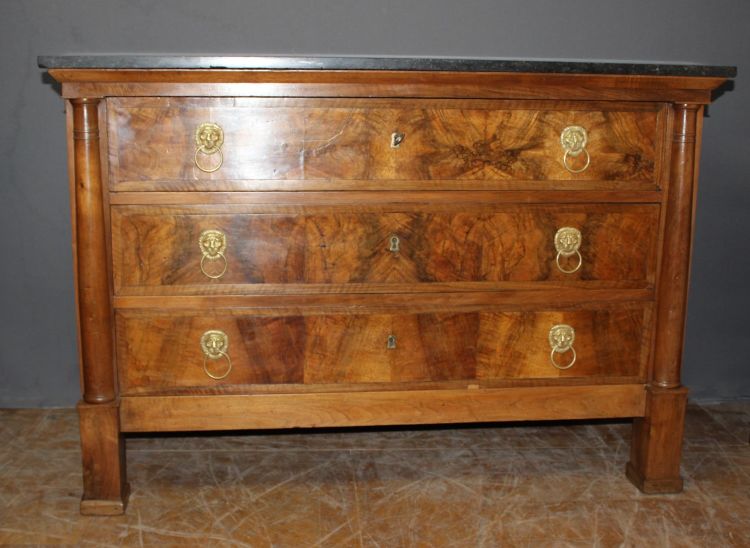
[[112, 203, 659, 294]]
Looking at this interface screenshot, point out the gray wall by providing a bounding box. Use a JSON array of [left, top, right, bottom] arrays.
[[1, 0, 748, 407]]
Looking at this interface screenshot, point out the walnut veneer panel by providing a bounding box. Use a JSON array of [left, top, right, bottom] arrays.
[[108, 98, 662, 191], [111, 203, 659, 294], [115, 305, 648, 394]]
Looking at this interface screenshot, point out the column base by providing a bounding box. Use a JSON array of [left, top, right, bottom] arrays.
[[625, 385, 688, 494], [80, 483, 130, 516], [625, 461, 683, 494], [78, 400, 129, 515]]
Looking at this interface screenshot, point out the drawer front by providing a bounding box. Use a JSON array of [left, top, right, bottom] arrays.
[[112, 204, 659, 294], [108, 98, 663, 191], [116, 305, 650, 394]]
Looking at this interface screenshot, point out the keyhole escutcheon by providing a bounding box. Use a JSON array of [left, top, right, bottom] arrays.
[[388, 235, 400, 254], [387, 335, 397, 349]]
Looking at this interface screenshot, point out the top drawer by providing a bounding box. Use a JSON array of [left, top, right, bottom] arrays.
[[107, 98, 665, 191]]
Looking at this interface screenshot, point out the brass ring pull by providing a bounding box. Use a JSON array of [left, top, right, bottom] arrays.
[[194, 122, 224, 173], [200, 253, 228, 279], [560, 125, 590, 174], [202, 351, 232, 380], [554, 227, 582, 274], [198, 229, 228, 279], [555, 250, 582, 274], [562, 148, 590, 174], [550, 346, 577, 370], [194, 146, 224, 173], [549, 324, 576, 370], [200, 330, 232, 380]]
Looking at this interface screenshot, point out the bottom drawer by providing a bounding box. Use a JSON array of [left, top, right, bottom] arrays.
[[116, 304, 650, 394]]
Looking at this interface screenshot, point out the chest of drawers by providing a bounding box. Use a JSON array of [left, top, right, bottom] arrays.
[[39, 56, 734, 515]]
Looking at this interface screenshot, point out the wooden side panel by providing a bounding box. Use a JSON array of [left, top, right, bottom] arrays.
[[111, 204, 660, 293], [108, 98, 660, 190], [115, 305, 649, 395]]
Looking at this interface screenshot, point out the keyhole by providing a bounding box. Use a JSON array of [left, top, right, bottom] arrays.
[[389, 235, 400, 253], [390, 132, 405, 148], [387, 335, 397, 349]]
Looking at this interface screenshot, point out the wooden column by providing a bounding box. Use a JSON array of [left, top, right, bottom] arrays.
[[71, 98, 128, 514], [73, 98, 115, 403], [653, 103, 702, 389], [626, 103, 701, 493]]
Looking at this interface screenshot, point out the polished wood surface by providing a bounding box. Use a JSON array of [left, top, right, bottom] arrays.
[[109, 189, 664, 205], [626, 385, 689, 493], [119, 384, 648, 432], [111, 203, 659, 293], [78, 401, 129, 515], [624, 104, 704, 493], [108, 98, 661, 190], [44, 62, 731, 512], [72, 99, 115, 404], [112, 288, 653, 311], [653, 104, 701, 389], [71, 99, 129, 513], [115, 305, 649, 394], [50, 69, 726, 104]]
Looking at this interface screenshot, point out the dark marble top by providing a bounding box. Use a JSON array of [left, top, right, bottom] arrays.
[[37, 55, 737, 78]]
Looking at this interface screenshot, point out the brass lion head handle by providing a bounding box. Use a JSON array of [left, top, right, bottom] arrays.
[[200, 330, 232, 380], [554, 227, 582, 274], [548, 324, 576, 370], [194, 122, 224, 173], [198, 229, 228, 279], [560, 126, 590, 174]]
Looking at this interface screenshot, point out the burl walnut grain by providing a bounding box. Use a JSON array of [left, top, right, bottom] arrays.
[[112, 203, 659, 293], [115, 306, 649, 394], [108, 98, 662, 191]]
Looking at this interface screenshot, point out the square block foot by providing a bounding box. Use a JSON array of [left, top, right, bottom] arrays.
[[80, 483, 130, 516], [625, 462, 683, 494]]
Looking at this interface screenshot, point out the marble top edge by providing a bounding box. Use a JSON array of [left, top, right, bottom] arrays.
[[37, 55, 737, 78]]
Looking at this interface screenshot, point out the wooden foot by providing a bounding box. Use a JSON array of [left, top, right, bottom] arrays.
[[78, 401, 129, 515], [626, 385, 688, 494]]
